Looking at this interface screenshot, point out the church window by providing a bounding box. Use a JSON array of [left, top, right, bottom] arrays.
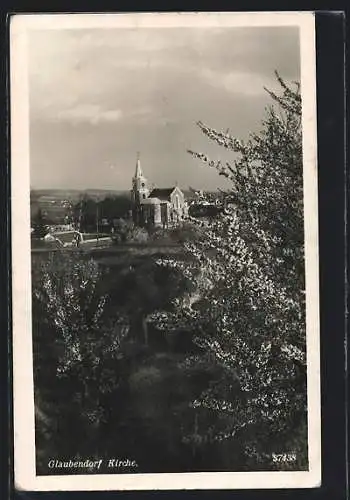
[[141, 182, 145, 187], [142, 194, 146, 199]]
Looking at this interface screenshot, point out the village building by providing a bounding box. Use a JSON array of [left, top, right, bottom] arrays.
[[131, 154, 188, 227]]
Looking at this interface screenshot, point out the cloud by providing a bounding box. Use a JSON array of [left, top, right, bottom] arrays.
[[28, 26, 301, 190], [56, 104, 123, 125], [200, 69, 278, 96], [28, 27, 299, 126]]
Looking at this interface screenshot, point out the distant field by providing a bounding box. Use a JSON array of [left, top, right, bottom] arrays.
[[31, 188, 130, 201]]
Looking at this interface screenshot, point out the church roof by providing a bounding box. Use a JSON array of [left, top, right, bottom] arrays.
[[148, 187, 177, 200]]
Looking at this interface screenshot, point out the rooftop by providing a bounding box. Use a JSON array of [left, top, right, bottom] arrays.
[[148, 187, 176, 200]]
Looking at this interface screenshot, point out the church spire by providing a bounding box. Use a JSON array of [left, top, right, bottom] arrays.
[[134, 151, 143, 178], [131, 152, 149, 205]]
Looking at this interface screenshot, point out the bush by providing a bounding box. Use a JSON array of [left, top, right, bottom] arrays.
[[32, 251, 130, 464], [169, 223, 203, 244], [111, 218, 133, 243], [149, 228, 170, 241], [128, 227, 149, 243], [111, 219, 149, 244]]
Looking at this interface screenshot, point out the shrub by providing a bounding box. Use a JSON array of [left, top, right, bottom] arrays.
[[128, 226, 149, 243], [32, 251, 130, 461]]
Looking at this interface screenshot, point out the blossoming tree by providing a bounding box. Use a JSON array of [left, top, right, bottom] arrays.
[[149, 73, 307, 469], [32, 251, 130, 464]]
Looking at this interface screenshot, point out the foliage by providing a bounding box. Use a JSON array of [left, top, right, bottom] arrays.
[[99, 195, 132, 221], [148, 227, 172, 242], [148, 72, 307, 469], [147, 224, 203, 246], [32, 208, 49, 238], [169, 223, 204, 244], [112, 218, 149, 244], [129, 226, 149, 243], [32, 251, 130, 444], [32, 249, 196, 471], [73, 197, 97, 231], [111, 218, 132, 243], [73, 195, 132, 232]]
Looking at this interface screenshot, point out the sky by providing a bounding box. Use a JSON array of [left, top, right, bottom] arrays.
[[28, 25, 300, 191]]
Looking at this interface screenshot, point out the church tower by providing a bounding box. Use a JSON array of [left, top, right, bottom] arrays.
[[131, 153, 149, 204]]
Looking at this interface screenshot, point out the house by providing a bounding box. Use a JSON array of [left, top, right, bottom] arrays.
[[48, 223, 75, 233], [131, 154, 188, 227]]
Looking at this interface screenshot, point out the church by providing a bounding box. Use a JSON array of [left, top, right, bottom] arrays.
[[131, 154, 188, 228]]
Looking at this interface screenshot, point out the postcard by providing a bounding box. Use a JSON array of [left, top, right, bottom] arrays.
[[11, 11, 321, 491]]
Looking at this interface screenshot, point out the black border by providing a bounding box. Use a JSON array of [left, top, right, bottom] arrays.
[[1, 6, 347, 500], [316, 12, 347, 500]]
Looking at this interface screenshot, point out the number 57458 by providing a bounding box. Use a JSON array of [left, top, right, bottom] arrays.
[[272, 453, 297, 463]]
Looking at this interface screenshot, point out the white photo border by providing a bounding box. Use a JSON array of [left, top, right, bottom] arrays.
[[10, 11, 321, 491]]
